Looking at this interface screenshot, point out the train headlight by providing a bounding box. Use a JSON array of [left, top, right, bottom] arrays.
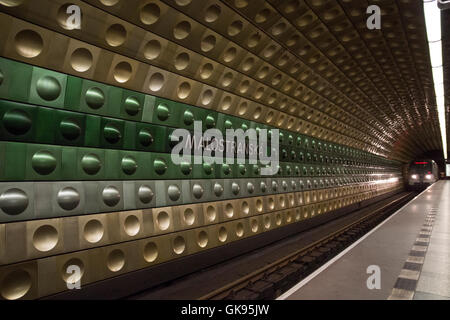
[[411, 174, 418, 179], [425, 174, 432, 180]]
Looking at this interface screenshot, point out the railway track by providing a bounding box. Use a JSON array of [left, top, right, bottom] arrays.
[[199, 192, 416, 300]]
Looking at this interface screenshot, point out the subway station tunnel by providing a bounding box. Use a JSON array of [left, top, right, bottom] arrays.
[[0, 0, 449, 301]]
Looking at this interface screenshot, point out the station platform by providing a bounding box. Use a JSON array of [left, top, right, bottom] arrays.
[[278, 180, 450, 300]]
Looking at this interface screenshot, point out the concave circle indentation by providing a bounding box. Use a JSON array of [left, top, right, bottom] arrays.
[[0, 270, 32, 300], [33, 225, 58, 252], [0, 188, 29, 216], [15, 29, 43, 58]]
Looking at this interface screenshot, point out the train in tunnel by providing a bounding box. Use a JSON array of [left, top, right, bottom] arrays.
[[407, 159, 439, 190]]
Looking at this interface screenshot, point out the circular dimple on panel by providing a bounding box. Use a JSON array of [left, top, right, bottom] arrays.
[[257, 66, 269, 79], [235, 0, 248, 8], [284, 0, 298, 13], [177, 82, 191, 99], [176, 0, 191, 5], [201, 89, 213, 106], [3, 109, 32, 135], [251, 219, 259, 233], [247, 33, 261, 48], [256, 199, 263, 212], [253, 107, 262, 119], [201, 35, 216, 52], [138, 128, 154, 147], [107, 249, 125, 272], [32, 151, 57, 175], [0, 189, 28, 216], [36, 76, 61, 101], [200, 63, 213, 79], [206, 115, 216, 129], [239, 80, 250, 94], [247, 182, 255, 194], [183, 110, 194, 126], [104, 123, 121, 144], [70, 48, 93, 72], [225, 203, 234, 218], [242, 57, 254, 71], [124, 215, 140, 236], [157, 211, 170, 231], [113, 61, 132, 83], [138, 185, 154, 204], [173, 236, 186, 255], [238, 101, 248, 115], [228, 20, 243, 36], [15, 29, 43, 58], [144, 242, 158, 262], [148, 72, 164, 91], [85, 87, 105, 109], [0, 0, 24, 6], [156, 104, 170, 121], [144, 40, 161, 60], [214, 183, 224, 197], [287, 212, 292, 223], [154, 158, 168, 175], [272, 22, 286, 36], [105, 24, 127, 47], [206, 206, 216, 222], [57, 187, 80, 211], [121, 155, 137, 175], [280, 196, 286, 208], [33, 225, 58, 252], [174, 21, 191, 40], [220, 95, 232, 110], [260, 182, 267, 193], [218, 227, 227, 243], [231, 183, 240, 195], [102, 186, 120, 207], [255, 8, 270, 23], [223, 47, 237, 63], [192, 184, 204, 199], [254, 88, 263, 99], [242, 201, 249, 215], [124, 96, 140, 116], [60, 118, 81, 141], [140, 2, 160, 25], [62, 258, 84, 284], [83, 219, 104, 243], [205, 4, 221, 23], [168, 185, 181, 201], [0, 270, 31, 300], [276, 214, 282, 226], [222, 72, 233, 87], [100, 0, 119, 5], [268, 197, 275, 210], [264, 45, 277, 58], [264, 216, 271, 229], [197, 231, 208, 248], [175, 52, 190, 71], [236, 223, 244, 237], [81, 154, 101, 175], [183, 208, 195, 226]]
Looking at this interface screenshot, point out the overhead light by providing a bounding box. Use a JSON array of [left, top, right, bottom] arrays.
[[423, 0, 446, 159]]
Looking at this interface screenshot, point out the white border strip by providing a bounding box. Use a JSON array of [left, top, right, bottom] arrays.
[[277, 185, 433, 300]]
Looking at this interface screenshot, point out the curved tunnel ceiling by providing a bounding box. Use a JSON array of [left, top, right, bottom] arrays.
[[0, 0, 444, 163], [219, 0, 442, 163]]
